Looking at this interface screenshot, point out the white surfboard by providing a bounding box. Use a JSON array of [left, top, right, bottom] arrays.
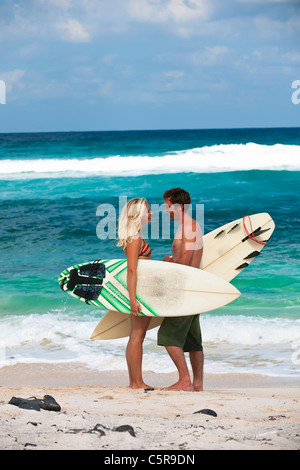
[[91, 213, 275, 340], [59, 259, 240, 320]]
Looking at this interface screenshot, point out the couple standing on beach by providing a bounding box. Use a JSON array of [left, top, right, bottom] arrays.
[[117, 188, 204, 391]]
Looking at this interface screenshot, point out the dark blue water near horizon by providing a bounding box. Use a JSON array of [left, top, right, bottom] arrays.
[[1, 126, 300, 160]]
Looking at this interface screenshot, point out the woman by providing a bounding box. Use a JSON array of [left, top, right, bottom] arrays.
[[117, 198, 152, 389]]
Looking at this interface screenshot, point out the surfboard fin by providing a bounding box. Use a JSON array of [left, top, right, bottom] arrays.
[[242, 227, 271, 242], [214, 229, 225, 238], [244, 250, 261, 260], [235, 262, 249, 270], [227, 223, 240, 233]]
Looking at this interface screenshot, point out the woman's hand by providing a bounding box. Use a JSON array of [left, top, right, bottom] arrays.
[[130, 298, 142, 316], [162, 255, 173, 262]]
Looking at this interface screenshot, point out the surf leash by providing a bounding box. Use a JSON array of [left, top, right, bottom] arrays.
[[243, 215, 267, 245]]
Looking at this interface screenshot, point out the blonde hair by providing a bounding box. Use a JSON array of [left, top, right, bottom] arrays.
[[117, 198, 148, 249]]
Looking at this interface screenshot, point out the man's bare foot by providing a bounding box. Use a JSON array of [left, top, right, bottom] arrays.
[[163, 380, 194, 391]]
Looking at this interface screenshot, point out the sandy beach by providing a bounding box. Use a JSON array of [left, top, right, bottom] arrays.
[[0, 363, 299, 451]]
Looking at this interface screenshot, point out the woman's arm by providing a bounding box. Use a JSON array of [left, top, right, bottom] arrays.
[[126, 237, 142, 316]]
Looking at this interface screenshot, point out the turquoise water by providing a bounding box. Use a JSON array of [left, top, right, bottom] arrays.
[[0, 128, 299, 377]]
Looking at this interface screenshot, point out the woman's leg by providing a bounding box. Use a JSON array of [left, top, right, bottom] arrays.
[[126, 315, 151, 389]]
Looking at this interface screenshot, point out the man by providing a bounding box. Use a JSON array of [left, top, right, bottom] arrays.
[[158, 188, 204, 391]]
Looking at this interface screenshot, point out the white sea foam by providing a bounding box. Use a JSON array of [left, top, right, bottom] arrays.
[[0, 143, 299, 179], [0, 311, 299, 377]]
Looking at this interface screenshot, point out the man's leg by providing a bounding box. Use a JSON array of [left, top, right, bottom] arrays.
[[164, 346, 194, 391], [189, 350, 204, 391], [157, 316, 195, 391], [184, 315, 204, 391]]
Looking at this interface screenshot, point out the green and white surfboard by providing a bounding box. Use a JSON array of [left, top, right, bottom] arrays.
[[58, 258, 240, 318]]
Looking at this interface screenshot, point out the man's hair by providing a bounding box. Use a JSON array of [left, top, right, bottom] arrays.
[[163, 188, 191, 211]]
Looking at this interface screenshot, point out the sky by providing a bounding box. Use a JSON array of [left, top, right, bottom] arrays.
[[0, 0, 300, 132]]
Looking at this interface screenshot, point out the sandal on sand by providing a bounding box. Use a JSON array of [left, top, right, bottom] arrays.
[[9, 395, 61, 412]]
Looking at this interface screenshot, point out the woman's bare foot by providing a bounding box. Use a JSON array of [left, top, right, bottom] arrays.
[[131, 382, 153, 390]]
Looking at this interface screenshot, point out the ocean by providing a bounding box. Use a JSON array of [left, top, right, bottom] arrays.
[[0, 128, 299, 379]]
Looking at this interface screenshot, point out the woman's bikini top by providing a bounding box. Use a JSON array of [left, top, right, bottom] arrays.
[[139, 239, 151, 257]]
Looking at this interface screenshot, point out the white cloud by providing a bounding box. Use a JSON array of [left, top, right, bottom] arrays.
[[127, 0, 211, 24], [17, 42, 41, 58], [102, 54, 119, 66], [283, 51, 300, 63], [0, 69, 26, 93], [253, 15, 294, 38], [1, 0, 299, 109], [0, 6, 38, 43], [236, 0, 299, 3], [41, 0, 73, 9], [56, 18, 90, 42], [188, 46, 232, 66], [163, 70, 186, 78], [1, 0, 296, 46], [96, 80, 115, 98], [0, 69, 26, 102]]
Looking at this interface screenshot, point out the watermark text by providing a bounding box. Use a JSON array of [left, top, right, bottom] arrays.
[[96, 197, 204, 248]]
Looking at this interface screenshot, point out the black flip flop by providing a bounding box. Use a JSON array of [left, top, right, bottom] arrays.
[[9, 395, 61, 412]]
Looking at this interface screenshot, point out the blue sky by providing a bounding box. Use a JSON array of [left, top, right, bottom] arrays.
[[0, 0, 299, 132]]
